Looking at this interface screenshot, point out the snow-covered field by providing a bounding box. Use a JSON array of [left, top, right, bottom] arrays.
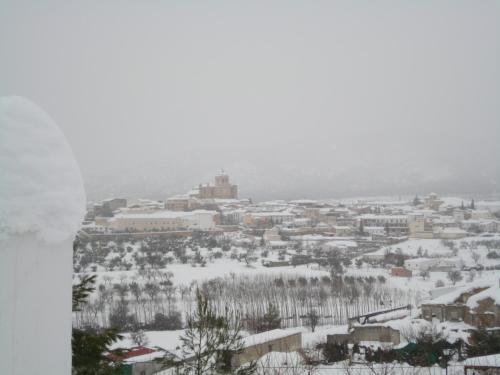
[[75, 234, 500, 316], [76, 258, 329, 287], [74, 232, 500, 375]]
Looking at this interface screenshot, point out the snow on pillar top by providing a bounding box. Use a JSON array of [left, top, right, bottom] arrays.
[[0, 96, 86, 244]]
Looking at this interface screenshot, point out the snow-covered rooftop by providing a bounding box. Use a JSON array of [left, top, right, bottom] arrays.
[[464, 353, 500, 367], [424, 282, 495, 305], [290, 199, 318, 205], [113, 209, 216, 219], [123, 350, 165, 364], [437, 227, 467, 234], [242, 329, 301, 348], [324, 240, 357, 248], [360, 214, 407, 220], [466, 284, 500, 308]]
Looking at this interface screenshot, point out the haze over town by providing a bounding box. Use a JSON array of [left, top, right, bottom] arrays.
[[1, 0, 500, 201]]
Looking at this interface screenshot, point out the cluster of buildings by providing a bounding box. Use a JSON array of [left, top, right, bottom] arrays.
[[83, 171, 241, 235], [407, 193, 499, 239], [108, 329, 302, 375], [77, 177, 500, 372], [327, 280, 500, 355], [421, 282, 500, 328], [82, 175, 500, 249], [111, 281, 500, 375]]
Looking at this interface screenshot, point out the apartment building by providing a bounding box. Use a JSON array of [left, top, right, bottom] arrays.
[[103, 210, 218, 232], [359, 214, 408, 236]]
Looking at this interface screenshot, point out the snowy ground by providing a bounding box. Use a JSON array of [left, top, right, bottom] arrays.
[[113, 322, 468, 375], [75, 258, 329, 287], [76, 235, 500, 321], [88, 233, 500, 375]]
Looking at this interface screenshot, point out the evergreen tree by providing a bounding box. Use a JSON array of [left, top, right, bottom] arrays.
[[466, 329, 500, 357], [72, 275, 123, 375], [413, 195, 421, 206], [255, 304, 281, 332], [162, 289, 256, 375], [322, 342, 349, 362], [352, 343, 360, 354]]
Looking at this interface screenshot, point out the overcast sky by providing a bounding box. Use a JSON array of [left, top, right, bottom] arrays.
[[1, 0, 499, 201]]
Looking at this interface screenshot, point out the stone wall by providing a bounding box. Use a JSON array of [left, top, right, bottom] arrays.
[[327, 326, 400, 345], [231, 332, 302, 367]]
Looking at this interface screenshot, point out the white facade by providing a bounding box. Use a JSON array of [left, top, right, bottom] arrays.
[[404, 258, 436, 272], [470, 210, 493, 220], [108, 210, 217, 232], [434, 227, 467, 239], [263, 227, 281, 243], [405, 257, 463, 272], [461, 220, 499, 233], [363, 226, 385, 236]]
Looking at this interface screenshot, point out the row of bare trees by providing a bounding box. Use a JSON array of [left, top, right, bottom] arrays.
[[194, 274, 416, 330], [73, 270, 415, 333], [73, 270, 181, 330]]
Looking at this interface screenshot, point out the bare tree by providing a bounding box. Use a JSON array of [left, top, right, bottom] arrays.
[[435, 279, 445, 288], [305, 309, 319, 333], [130, 329, 149, 346], [419, 270, 430, 280], [447, 270, 463, 286]]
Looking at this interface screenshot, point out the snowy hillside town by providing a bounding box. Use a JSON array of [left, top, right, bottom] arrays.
[[2, 1, 500, 374], [68, 171, 500, 374]]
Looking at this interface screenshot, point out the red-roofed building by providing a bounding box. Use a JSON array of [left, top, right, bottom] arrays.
[[391, 267, 412, 278], [108, 346, 156, 362], [108, 346, 165, 375]]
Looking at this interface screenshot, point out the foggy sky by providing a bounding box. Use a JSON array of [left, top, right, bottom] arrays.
[[1, 0, 499, 201]]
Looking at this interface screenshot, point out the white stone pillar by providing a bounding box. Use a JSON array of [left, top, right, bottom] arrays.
[[0, 97, 86, 375]]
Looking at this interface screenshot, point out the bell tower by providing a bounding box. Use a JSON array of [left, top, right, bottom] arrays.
[[215, 168, 229, 186]]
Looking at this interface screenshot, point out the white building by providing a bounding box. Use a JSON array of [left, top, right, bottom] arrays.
[[105, 210, 217, 232], [244, 211, 295, 227], [363, 226, 385, 237], [461, 220, 499, 233], [263, 227, 281, 243], [405, 257, 463, 272], [434, 227, 467, 239], [453, 209, 465, 222], [359, 214, 408, 236], [404, 258, 436, 272], [470, 210, 493, 220], [424, 193, 444, 210], [220, 208, 245, 225]]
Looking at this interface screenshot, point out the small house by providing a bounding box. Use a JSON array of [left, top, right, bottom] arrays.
[[391, 267, 412, 278]]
